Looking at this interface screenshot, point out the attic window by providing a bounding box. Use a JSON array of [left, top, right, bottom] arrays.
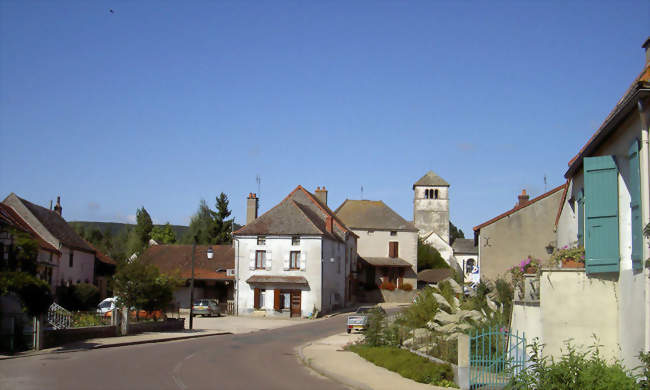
[[257, 236, 266, 245], [390, 231, 397, 236], [367, 230, 375, 235], [292, 236, 300, 246]]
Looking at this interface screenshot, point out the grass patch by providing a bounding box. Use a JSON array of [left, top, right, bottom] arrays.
[[349, 345, 456, 387]]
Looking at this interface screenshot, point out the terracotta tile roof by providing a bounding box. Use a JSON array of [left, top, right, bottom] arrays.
[[16, 195, 94, 253], [0, 203, 61, 255], [234, 185, 357, 241], [566, 60, 650, 177], [82, 239, 116, 265], [335, 200, 418, 232], [140, 244, 234, 281], [473, 183, 567, 232], [417, 268, 454, 284], [361, 257, 412, 267], [413, 171, 449, 188], [246, 275, 308, 284]]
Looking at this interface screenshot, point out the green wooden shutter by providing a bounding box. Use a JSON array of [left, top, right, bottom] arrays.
[[628, 140, 642, 270], [577, 188, 584, 247], [584, 155, 620, 274]]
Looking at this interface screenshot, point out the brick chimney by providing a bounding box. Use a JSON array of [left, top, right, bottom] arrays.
[[325, 215, 333, 234], [517, 189, 529, 207], [314, 186, 328, 206], [643, 37, 650, 64], [246, 193, 259, 225], [53, 196, 62, 215]]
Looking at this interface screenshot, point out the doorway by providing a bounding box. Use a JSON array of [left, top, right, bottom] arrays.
[[290, 290, 301, 317]]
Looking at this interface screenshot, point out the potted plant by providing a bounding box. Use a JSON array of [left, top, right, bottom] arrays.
[[551, 245, 585, 268]]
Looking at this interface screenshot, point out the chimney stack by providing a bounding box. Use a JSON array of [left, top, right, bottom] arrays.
[[643, 37, 650, 64], [326, 215, 333, 234], [314, 186, 328, 206], [517, 189, 529, 207], [54, 196, 62, 215], [246, 193, 259, 225]]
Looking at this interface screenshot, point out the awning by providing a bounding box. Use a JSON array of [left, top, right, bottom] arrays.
[[361, 257, 413, 267], [246, 275, 309, 285]]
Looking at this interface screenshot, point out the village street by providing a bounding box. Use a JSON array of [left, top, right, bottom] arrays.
[[0, 314, 352, 390]]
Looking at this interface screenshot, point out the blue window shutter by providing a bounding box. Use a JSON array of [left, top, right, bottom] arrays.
[[584, 155, 619, 274], [628, 140, 642, 270], [577, 188, 584, 247]]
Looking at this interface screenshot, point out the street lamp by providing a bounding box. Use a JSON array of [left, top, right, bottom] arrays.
[[189, 238, 213, 330]]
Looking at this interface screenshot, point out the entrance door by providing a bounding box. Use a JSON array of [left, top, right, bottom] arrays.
[[290, 290, 301, 317]]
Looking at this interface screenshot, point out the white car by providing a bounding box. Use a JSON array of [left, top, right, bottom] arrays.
[[97, 297, 117, 315]]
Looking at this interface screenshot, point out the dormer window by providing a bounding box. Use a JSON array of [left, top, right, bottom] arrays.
[[292, 236, 300, 246], [257, 236, 266, 245]]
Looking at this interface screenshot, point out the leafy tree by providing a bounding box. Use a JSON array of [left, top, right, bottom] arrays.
[[112, 260, 179, 315], [365, 308, 387, 347], [417, 237, 449, 271], [3, 228, 39, 275], [449, 221, 464, 245], [135, 207, 153, 245], [151, 223, 177, 244], [55, 283, 100, 311], [182, 200, 216, 244], [212, 192, 233, 244], [0, 272, 53, 316]]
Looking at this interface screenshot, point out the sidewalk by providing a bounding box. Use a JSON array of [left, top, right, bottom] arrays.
[[0, 329, 228, 360], [299, 333, 452, 390]]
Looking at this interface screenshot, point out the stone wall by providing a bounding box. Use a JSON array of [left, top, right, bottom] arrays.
[[128, 318, 185, 334], [43, 325, 117, 349]]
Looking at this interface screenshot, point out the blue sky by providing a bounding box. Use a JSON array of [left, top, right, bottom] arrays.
[[1, 1, 648, 236]]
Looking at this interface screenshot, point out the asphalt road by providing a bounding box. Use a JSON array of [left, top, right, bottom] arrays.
[[0, 315, 352, 390]]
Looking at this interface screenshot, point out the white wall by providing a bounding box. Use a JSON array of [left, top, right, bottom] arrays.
[[56, 247, 94, 287], [455, 253, 479, 284], [235, 235, 322, 317], [353, 229, 418, 285], [510, 303, 542, 346]]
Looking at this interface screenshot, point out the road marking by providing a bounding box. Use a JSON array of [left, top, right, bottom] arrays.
[[172, 352, 197, 390]]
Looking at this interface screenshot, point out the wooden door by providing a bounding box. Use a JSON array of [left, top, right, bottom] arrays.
[[290, 290, 301, 317]]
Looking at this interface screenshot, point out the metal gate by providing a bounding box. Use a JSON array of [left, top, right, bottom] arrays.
[[469, 327, 527, 389]]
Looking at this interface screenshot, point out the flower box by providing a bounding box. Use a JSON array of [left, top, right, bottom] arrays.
[[561, 258, 584, 268]]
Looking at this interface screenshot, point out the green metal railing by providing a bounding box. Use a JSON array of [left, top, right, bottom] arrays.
[[469, 326, 527, 389]]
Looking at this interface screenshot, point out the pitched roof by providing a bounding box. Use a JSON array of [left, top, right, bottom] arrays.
[[452, 238, 477, 255], [234, 186, 355, 241], [417, 268, 454, 284], [473, 183, 567, 232], [413, 171, 449, 188], [361, 257, 412, 267], [566, 58, 650, 177], [15, 196, 94, 252], [140, 244, 234, 280], [82, 239, 116, 265], [335, 200, 418, 232], [0, 203, 61, 254]]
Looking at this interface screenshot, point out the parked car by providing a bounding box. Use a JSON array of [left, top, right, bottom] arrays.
[[346, 305, 386, 333], [97, 297, 163, 320], [192, 299, 220, 317], [97, 297, 116, 315]]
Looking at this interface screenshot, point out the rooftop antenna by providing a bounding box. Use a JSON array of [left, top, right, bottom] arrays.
[[256, 174, 261, 205], [544, 174, 548, 192], [361, 185, 364, 200]]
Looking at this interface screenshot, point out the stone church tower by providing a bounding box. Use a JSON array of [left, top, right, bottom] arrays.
[[413, 171, 450, 244]]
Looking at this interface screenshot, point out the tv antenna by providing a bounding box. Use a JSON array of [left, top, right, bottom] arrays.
[[256, 174, 261, 197], [544, 174, 547, 192], [360, 185, 364, 200]]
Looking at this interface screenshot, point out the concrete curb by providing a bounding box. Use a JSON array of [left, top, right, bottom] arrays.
[[296, 342, 373, 390], [0, 331, 231, 361]]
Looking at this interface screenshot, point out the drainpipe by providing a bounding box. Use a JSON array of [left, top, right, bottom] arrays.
[[638, 97, 650, 352]]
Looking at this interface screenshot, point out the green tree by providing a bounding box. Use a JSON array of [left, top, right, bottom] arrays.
[[112, 260, 179, 315], [417, 237, 449, 271], [212, 192, 233, 244], [151, 223, 177, 244], [449, 221, 465, 245], [365, 308, 387, 346], [135, 207, 153, 245], [182, 200, 215, 244]]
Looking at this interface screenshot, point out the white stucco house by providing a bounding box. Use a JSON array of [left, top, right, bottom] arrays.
[[335, 199, 418, 289], [2, 194, 97, 289], [233, 186, 357, 317], [510, 40, 650, 371]]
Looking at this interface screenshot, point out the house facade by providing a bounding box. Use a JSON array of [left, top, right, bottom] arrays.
[[473, 185, 566, 281], [2, 194, 96, 289], [335, 199, 418, 289], [451, 238, 479, 285], [234, 187, 357, 317], [510, 40, 650, 370]]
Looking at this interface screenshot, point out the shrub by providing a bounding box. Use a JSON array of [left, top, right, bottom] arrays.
[[399, 283, 413, 291], [349, 345, 455, 385], [72, 312, 107, 327], [365, 308, 386, 346], [380, 281, 396, 291], [418, 237, 449, 270], [0, 271, 53, 316]]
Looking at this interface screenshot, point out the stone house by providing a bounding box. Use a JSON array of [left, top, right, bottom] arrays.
[[511, 41, 650, 370], [451, 238, 478, 285], [233, 186, 357, 317], [472, 185, 566, 281], [140, 244, 235, 311], [335, 199, 418, 289], [2, 194, 99, 289]]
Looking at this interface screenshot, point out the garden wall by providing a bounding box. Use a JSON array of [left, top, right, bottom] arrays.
[[128, 318, 185, 334], [379, 289, 416, 303], [43, 325, 117, 349]]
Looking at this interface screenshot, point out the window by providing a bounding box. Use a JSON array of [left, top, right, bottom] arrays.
[[628, 140, 642, 270], [257, 236, 266, 245], [289, 251, 300, 270], [389, 242, 399, 258], [434, 189, 439, 199], [255, 250, 266, 269], [292, 236, 300, 246], [466, 259, 475, 274], [69, 251, 74, 267], [424, 189, 429, 199], [367, 230, 374, 235], [390, 231, 397, 236]]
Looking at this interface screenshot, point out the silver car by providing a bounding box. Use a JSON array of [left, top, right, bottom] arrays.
[[192, 299, 220, 317]]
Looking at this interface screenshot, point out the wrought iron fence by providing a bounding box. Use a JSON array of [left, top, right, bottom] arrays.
[[47, 302, 72, 329]]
